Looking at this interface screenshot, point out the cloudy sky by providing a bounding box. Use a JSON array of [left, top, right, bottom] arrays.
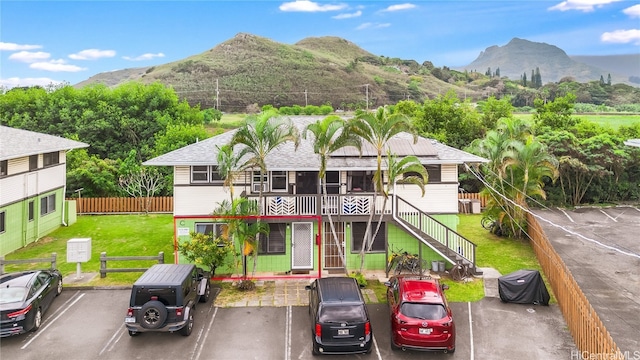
[[1, 0, 638, 89]]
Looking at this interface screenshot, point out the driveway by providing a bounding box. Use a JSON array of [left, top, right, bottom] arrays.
[[533, 206, 640, 354], [0, 288, 575, 360]]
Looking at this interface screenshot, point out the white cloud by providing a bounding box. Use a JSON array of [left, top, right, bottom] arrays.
[[601, 29, 640, 44], [333, 10, 361, 19], [30, 61, 87, 72], [356, 22, 391, 30], [548, 0, 622, 12], [279, 1, 347, 12], [381, 3, 416, 12], [0, 42, 42, 51], [69, 49, 116, 60], [623, 4, 640, 18], [122, 52, 165, 61], [0, 77, 63, 89], [8, 51, 51, 63]]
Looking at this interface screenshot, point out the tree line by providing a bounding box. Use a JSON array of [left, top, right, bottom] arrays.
[[1, 82, 638, 213]]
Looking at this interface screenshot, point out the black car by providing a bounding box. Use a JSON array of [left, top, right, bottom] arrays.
[[125, 264, 211, 337], [305, 277, 373, 355], [0, 269, 63, 337]]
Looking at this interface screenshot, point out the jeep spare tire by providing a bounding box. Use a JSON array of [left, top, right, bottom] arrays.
[[140, 301, 168, 329]]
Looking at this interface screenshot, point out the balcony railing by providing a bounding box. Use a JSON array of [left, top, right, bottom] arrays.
[[245, 193, 392, 216]]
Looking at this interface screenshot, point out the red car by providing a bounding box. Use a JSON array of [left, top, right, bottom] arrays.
[[385, 275, 456, 353]]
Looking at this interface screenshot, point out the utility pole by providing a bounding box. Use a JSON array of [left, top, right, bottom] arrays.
[[215, 79, 220, 110], [365, 84, 369, 111]]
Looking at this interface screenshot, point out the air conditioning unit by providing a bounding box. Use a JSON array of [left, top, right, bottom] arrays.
[[253, 183, 267, 193]]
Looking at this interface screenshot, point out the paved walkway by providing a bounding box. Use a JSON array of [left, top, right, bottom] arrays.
[[212, 269, 500, 307]]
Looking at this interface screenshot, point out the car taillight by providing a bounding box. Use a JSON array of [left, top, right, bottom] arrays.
[[127, 308, 134, 317], [176, 307, 183, 317], [8, 304, 32, 318], [315, 323, 321, 337], [365, 321, 371, 335]]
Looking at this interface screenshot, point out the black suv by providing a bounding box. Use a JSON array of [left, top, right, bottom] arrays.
[[305, 277, 373, 355], [124, 264, 210, 337]]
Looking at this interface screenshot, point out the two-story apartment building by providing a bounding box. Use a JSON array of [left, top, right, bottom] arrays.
[[144, 116, 488, 278], [0, 126, 88, 256]]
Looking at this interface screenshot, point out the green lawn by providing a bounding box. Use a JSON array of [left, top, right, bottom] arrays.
[[2, 214, 175, 286], [3, 213, 548, 302], [514, 113, 640, 129]]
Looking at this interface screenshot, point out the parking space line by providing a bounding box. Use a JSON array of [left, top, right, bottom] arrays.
[[599, 209, 618, 222], [285, 306, 291, 360], [372, 335, 382, 360], [192, 306, 218, 360], [558, 208, 574, 223], [468, 302, 474, 360], [21, 293, 85, 350], [99, 324, 125, 356]]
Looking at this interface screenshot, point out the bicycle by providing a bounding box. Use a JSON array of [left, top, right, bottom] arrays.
[[387, 248, 429, 276], [449, 261, 471, 281], [481, 214, 503, 236]]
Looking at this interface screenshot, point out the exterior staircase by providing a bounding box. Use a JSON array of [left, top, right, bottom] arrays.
[[393, 196, 480, 275]]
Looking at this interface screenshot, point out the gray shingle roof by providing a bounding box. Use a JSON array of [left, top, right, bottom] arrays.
[[143, 116, 488, 170], [0, 126, 89, 161]]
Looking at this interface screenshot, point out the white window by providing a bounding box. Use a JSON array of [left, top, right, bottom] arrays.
[[252, 171, 268, 193], [195, 222, 227, 238], [271, 171, 287, 192], [191, 166, 224, 184], [40, 194, 56, 216]]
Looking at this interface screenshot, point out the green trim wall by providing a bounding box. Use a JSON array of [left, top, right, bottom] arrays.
[[0, 188, 66, 256], [173, 215, 461, 275]]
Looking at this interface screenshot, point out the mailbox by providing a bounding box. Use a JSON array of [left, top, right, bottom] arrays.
[[67, 238, 91, 263]]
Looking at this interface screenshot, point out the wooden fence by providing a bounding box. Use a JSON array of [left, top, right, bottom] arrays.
[[526, 213, 623, 358], [69, 197, 173, 214], [70, 194, 485, 214], [99, 251, 165, 278], [458, 192, 487, 208], [0, 253, 57, 274]]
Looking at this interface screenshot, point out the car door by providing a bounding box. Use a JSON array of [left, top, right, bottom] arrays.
[[37, 272, 56, 312]]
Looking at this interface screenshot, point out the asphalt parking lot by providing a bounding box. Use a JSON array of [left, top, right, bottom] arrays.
[[533, 206, 640, 354], [0, 288, 575, 360]]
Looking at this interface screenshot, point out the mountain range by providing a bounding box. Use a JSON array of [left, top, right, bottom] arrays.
[[76, 34, 639, 111]]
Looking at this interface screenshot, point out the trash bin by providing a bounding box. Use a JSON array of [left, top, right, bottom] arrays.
[[432, 261, 439, 272], [471, 199, 481, 214], [438, 261, 446, 272]]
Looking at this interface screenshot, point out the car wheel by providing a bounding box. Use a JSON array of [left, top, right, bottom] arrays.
[[140, 301, 167, 329], [446, 347, 456, 354], [32, 308, 42, 332], [56, 279, 63, 296], [128, 330, 139, 337], [312, 343, 320, 356], [199, 281, 211, 303], [179, 310, 193, 336], [390, 331, 399, 351]]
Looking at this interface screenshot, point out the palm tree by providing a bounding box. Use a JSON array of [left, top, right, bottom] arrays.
[[348, 106, 416, 272], [216, 144, 242, 203], [368, 150, 428, 250], [230, 110, 300, 277], [303, 115, 361, 274]]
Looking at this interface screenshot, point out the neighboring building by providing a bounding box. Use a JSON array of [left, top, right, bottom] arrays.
[[144, 116, 488, 277], [624, 139, 640, 147], [0, 126, 88, 256]]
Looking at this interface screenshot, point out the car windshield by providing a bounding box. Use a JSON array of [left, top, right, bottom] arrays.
[[0, 286, 27, 304], [400, 302, 447, 320], [319, 304, 366, 323]]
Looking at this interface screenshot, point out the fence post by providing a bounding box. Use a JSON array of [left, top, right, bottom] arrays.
[[158, 252, 164, 264], [0, 256, 4, 274], [100, 252, 107, 278], [51, 253, 57, 269]]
